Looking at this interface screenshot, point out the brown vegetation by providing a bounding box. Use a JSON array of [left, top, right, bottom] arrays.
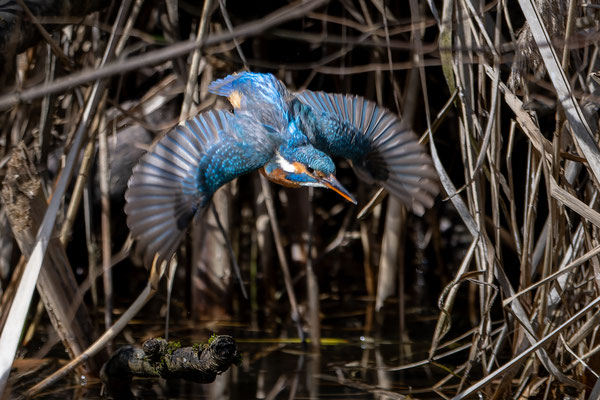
[[1, 0, 600, 398]]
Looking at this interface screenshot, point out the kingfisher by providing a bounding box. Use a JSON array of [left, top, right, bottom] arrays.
[[124, 72, 438, 267]]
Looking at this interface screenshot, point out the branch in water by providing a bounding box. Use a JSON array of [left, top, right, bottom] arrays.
[[100, 335, 240, 385]]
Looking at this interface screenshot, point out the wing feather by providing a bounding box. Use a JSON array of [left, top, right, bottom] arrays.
[[296, 91, 438, 215], [125, 109, 273, 268]]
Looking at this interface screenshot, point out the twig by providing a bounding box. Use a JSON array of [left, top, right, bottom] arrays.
[[98, 104, 113, 350], [11, 0, 83, 69], [180, 0, 213, 119], [305, 188, 320, 350], [25, 283, 157, 398], [0, 0, 329, 110], [211, 202, 248, 299], [259, 175, 304, 342], [451, 295, 600, 399], [0, 1, 132, 393], [219, 0, 249, 67]]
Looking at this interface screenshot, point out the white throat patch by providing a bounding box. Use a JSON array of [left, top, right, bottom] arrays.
[[276, 152, 297, 173]]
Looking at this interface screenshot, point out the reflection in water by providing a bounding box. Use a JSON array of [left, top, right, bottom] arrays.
[[20, 298, 451, 399]]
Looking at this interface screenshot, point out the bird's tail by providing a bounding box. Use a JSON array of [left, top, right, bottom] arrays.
[[124, 110, 231, 268]]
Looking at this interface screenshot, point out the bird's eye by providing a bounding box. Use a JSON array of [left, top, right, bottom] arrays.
[[306, 167, 315, 175]]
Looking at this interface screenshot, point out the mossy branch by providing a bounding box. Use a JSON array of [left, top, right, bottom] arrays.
[[100, 335, 240, 384]]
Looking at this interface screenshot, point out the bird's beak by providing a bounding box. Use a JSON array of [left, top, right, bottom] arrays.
[[320, 174, 357, 204]]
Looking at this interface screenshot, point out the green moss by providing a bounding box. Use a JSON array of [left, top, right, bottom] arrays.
[[233, 352, 243, 366], [208, 333, 218, 345], [166, 340, 181, 355], [192, 343, 201, 353]]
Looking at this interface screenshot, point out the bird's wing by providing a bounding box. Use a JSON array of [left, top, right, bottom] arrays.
[[125, 110, 273, 268], [296, 91, 438, 215]]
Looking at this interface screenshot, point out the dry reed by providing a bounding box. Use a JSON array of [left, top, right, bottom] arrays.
[[1, 0, 600, 398]]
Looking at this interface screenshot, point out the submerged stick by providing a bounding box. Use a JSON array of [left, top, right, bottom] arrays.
[[100, 335, 240, 383]]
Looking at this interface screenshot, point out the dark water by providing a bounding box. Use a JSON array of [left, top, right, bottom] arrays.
[[13, 298, 452, 399]]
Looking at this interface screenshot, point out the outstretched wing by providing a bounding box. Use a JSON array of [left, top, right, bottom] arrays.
[[295, 91, 438, 215], [125, 110, 273, 268]]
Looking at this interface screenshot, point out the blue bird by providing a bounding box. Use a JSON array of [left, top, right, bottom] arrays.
[[124, 72, 438, 267]]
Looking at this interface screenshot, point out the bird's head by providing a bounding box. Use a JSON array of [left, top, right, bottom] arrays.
[[262, 146, 357, 204]]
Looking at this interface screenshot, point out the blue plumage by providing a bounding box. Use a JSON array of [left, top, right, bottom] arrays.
[[125, 72, 438, 267], [125, 110, 274, 267]]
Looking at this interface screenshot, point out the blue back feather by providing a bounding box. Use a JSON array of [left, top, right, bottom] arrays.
[[209, 72, 291, 134]]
